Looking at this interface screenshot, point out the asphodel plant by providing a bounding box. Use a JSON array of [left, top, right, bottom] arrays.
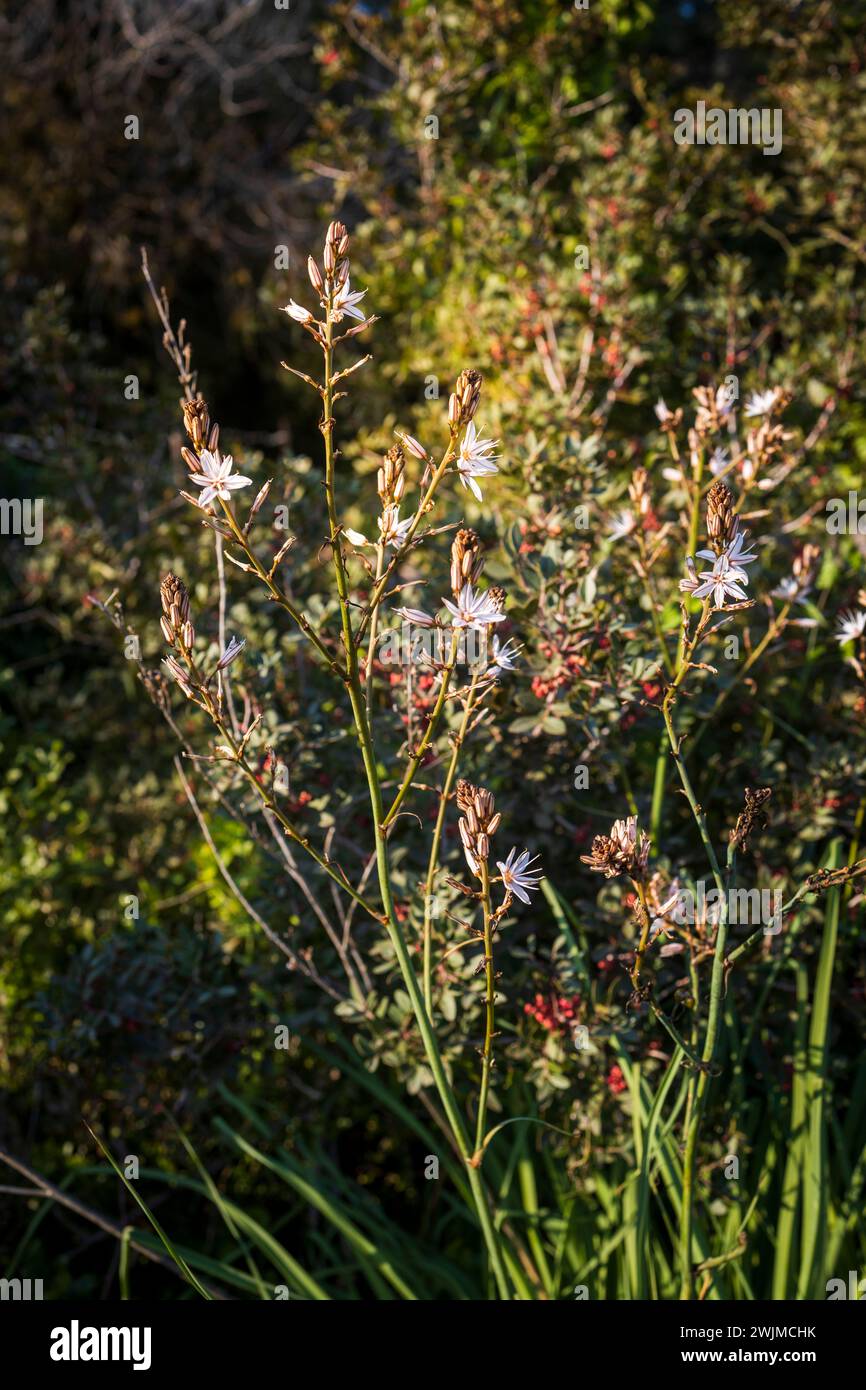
[[146, 222, 542, 1299], [597, 398, 866, 1300]]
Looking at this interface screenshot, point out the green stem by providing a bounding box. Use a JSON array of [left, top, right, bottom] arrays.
[[382, 629, 460, 828], [320, 303, 512, 1299], [364, 541, 385, 713], [423, 674, 479, 1016], [474, 861, 496, 1155]]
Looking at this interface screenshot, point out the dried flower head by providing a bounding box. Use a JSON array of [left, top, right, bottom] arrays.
[[729, 786, 772, 853], [581, 815, 650, 882]]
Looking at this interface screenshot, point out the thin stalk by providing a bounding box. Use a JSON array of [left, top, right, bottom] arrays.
[[217, 499, 342, 678], [364, 540, 385, 712], [677, 844, 734, 1299], [382, 629, 461, 828], [319, 301, 512, 1299], [474, 861, 496, 1155], [423, 674, 480, 1015], [354, 438, 459, 645]]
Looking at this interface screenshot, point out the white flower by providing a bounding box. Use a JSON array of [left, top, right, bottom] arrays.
[[216, 636, 246, 671], [692, 553, 749, 607], [772, 576, 799, 602], [834, 608, 866, 644], [187, 450, 252, 507], [378, 505, 414, 550], [608, 509, 636, 541], [284, 300, 314, 323], [393, 606, 437, 628], [496, 847, 543, 905], [725, 525, 758, 568], [744, 389, 779, 418], [442, 583, 506, 631], [489, 636, 521, 677], [331, 278, 367, 322], [456, 421, 500, 501], [654, 397, 672, 423], [344, 528, 369, 547], [695, 526, 758, 587], [708, 446, 730, 475]]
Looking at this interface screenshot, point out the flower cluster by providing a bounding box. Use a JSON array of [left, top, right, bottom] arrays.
[[581, 815, 650, 882], [679, 482, 758, 610]]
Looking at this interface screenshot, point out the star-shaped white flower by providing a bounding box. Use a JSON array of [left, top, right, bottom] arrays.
[[744, 389, 779, 418], [708, 446, 730, 475], [456, 422, 499, 501], [331, 278, 368, 322], [694, 526, 758, 587], [496, 847, 543, 904], [442, 583, 506, 631], [834, 608, 866, 644], [692, 553, 749, 608], [489, 635, 521, 676], [378, 505, 414, 550], [187, 450, 252, 508], [608, 509, 636, 540]]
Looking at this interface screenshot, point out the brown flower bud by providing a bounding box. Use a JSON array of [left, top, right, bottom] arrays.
[[453, 368, 483, 426], [628, 467, 650, 516], [159, 573, 192, 647], [450, 528, 484, 595], [706, 481, 737, 549], [182, 397, 210, 448], [378, 444, 406, 506]]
